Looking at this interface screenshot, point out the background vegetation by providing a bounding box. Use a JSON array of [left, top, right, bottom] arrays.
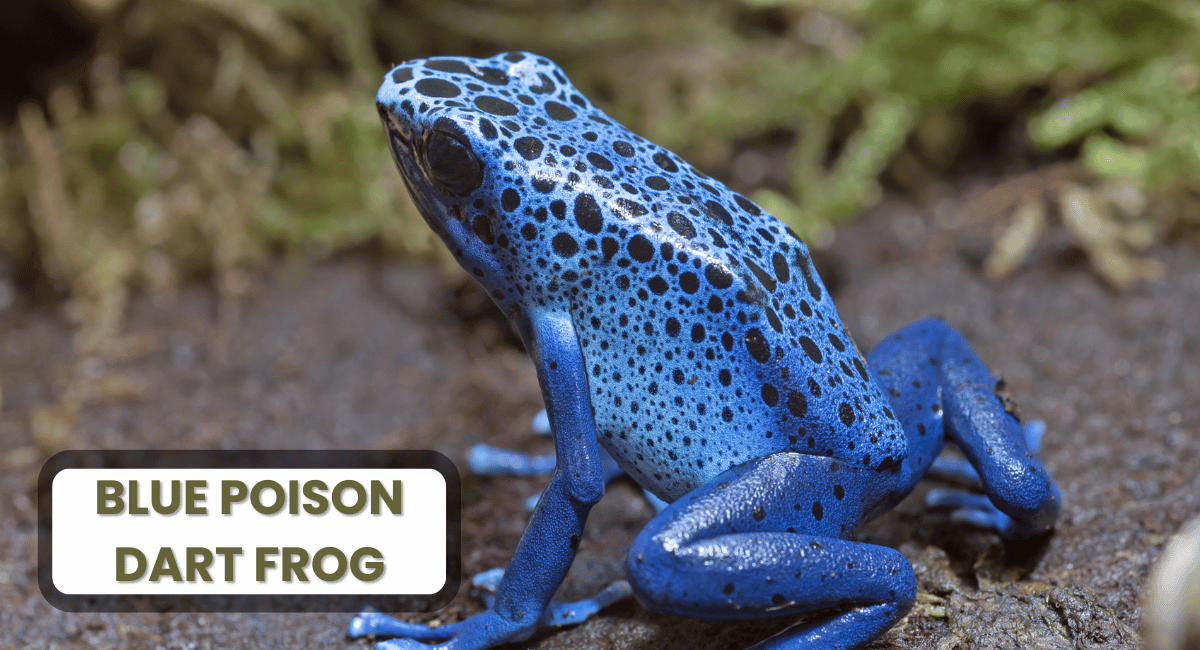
[[1, 0, 1198, 449]]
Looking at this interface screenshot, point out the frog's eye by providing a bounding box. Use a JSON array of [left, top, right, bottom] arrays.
[[423, 128, 482, 196]]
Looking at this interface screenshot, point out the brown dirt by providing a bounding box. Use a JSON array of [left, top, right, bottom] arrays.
[[3, 187, 1197, 649]]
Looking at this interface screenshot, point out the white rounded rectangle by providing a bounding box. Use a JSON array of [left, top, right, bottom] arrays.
[[51, 468, 446, 596]]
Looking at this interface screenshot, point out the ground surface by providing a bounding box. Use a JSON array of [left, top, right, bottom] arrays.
[[2, 187, 1197, 649]]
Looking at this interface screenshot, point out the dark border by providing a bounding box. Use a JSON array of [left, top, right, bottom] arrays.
[[38, 449, 461, 613]]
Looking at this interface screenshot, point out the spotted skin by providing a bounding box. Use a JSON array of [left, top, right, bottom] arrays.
[[366, 52, 1062, 650]]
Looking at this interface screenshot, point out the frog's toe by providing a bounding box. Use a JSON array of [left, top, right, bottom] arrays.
[[925, 488, 1016, 538], [928, 454, 981, 485], [467, 443, 556, 476], [540, 580, 633, 628], [1023, 420, 1047, 453], [531, 409, 550, 435], [349, 611, 458, 641], [375, 639, 436, 650]]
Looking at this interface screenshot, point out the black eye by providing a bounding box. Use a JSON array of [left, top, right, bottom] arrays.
[[424, 129, 482, 196]]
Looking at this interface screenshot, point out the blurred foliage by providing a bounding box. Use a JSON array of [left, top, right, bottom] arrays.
[[0, 0, 1198, 423]]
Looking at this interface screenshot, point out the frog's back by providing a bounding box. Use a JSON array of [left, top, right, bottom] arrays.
[[377, 52, 906, 501]]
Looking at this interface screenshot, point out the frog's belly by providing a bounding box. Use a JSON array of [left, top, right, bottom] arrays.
[[594, 417, 781, 503]]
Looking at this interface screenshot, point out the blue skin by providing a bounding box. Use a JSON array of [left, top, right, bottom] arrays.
[[362, 52, 1061, 650]]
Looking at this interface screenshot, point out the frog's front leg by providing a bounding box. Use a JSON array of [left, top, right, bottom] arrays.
[[868, 318, 1061, 539], [627, 453, 917, 650], [370, 312, 606, 650]]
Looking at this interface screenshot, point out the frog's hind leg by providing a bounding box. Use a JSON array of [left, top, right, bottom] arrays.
[[627, 452, 916, 650], [927, 420, 1046, 485], [869, 318, 1061, 539]]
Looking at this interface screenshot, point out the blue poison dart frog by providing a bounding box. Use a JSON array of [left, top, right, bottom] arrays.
[[356, 52, 1061, 650]]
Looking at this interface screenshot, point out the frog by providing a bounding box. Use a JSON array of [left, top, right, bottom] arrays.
[[359, 51, 1061, 650]]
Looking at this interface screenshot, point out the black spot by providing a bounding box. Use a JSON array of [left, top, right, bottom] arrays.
[[838, 403, 855, 426], [679, 272, 699, 294], [532, 176, 556, 193], [744, 328, 769, 363], [529, 72, 555, 94], [744, 258, 777, 292], [474, 96, 518, 115], [718, 369, 731, 385], [586, 152, 613, 171], [771, 593, 786, 606], [772, 252, 790, 283], [520, 223, 537, 240], [414, 78, 460, 98], [501, 188, 520, 212], [477, 118, 497, 140], [827, 334, 845, 352], [812, 501, 823, 520], [653, 152, 679, 172], [705, 200, 733, 226], [552, 232, 578, 257], [834, 485, 845, 500], [761, 384, 778, 406], [474, 67, 509, 85], [612, 141, 635, 157], [707, 295, 723, 312], [691, 323, 705, 343], [544, 101, 576, 121], [752, 506, 766, 521], [721, 406, 733, 422], [628, 235, 655, 262], [665, 318, 681, 336], [648, 277, 669, 294], [736, 282, 765, 306], [472, 214, 494, 244], [799, 256, 823, 300], [645, 176, 670, 191], [723, 583, 735, 595], [733, 193, 762, 215], [614, 199, 648, 219], [668, 212, 696, 239], [574, 193, 603, 234], [765, 307, 783, 333], [514, 136, 544, 160], [424, 59, 473, 75], [601, 237, 619, 260], [786, 391, 807, 418], [854, 357, 869, 380], [799, 337, 823, 363], [390, 67, 413, 84], [704, 264, 733, 289]]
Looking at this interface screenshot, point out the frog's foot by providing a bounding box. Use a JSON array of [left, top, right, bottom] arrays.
[[928, 420, 1046, 485], [924, 489, 1020, 538], [471, 567, 632, 628], [348, 609, 459, 641], [924, 419, 1053, 540], [358, 608, 538, 650]]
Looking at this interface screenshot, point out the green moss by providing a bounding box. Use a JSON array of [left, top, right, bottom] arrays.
[[2, 0, 1197, 299]]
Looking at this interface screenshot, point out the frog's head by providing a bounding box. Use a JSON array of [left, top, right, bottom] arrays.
[[376, 52, 600, 314]]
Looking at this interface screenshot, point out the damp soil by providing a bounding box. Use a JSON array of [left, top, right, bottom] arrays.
[[2, 187, 1197, 649]]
